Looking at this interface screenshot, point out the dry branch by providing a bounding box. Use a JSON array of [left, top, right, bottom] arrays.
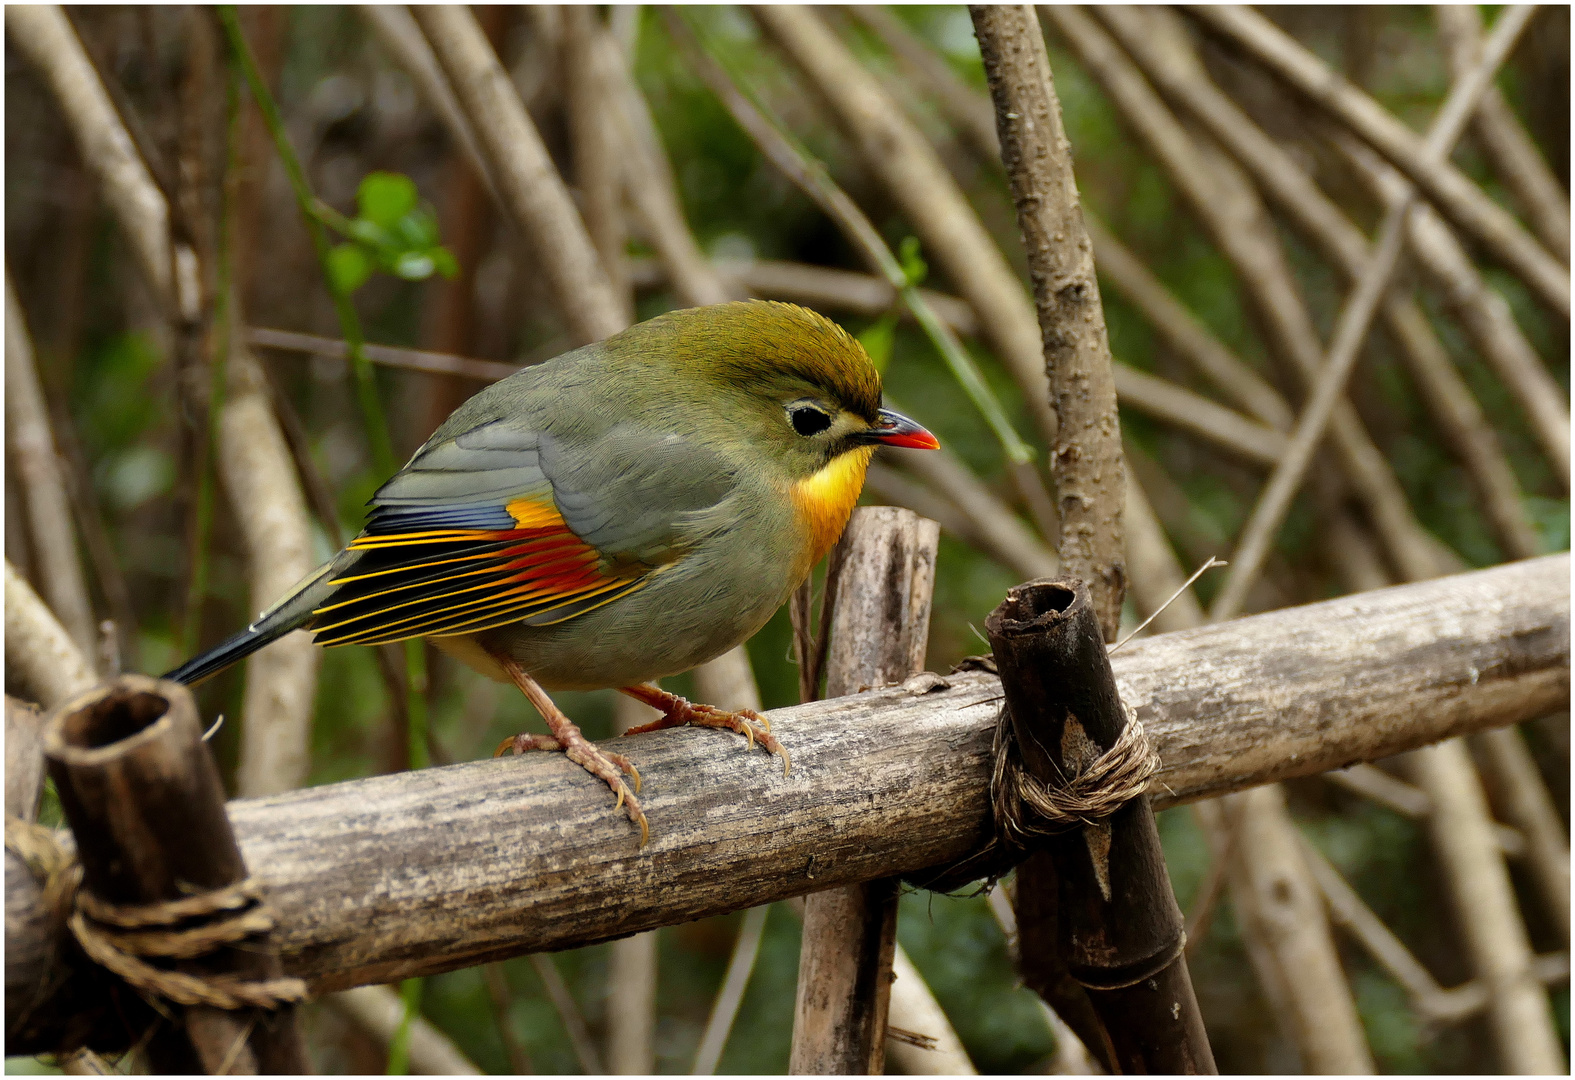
[[5, 555, 1567, 1051], [564, 7, 633, 325], [5, 5, 176, 314], [219, 337, 320, 798], [5, 273, 96, 662], [1184, 4, 1569, 320], [356, 5, 498, 205], [5, 560, 96, 711], [1111, 363, 1287, 467], [1403, 740, 1566, 1072], [1094, 5, 1546, 554], [1434, 4, 1571, 264], [1044, 4, 1448, 585], [324, 986, 481, 1075], [750, 4, 1058, 450], [971, 4, 1126, 635], [1471, 726, 1571, 945], [412, 5, 623, 345]]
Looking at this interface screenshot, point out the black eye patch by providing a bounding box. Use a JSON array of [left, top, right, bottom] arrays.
[[790, 405, 833, 437]]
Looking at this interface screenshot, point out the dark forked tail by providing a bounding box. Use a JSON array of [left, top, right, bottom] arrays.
[[162, 561, 339, 685]]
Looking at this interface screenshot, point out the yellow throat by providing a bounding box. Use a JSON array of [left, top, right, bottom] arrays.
[[789, 445, 875, 574]]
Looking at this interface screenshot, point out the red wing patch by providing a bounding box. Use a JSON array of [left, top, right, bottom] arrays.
[[308, 496, 648, 647]]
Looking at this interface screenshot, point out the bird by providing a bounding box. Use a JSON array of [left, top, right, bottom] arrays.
[[165, 300, 939, 843]]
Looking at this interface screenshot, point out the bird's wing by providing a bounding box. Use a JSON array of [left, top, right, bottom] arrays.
[[307, 418, 737, 647]]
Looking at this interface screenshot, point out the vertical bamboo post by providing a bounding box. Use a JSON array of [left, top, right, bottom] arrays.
[[42, 675, 310, 1074], [790, 506, 939, 1074], [986, 579, 1215, 1074]]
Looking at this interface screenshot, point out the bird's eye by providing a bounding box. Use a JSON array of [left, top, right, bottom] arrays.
[[790, 405, 833, 437]]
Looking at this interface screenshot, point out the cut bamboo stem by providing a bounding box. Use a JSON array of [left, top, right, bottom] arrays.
[[791, 506, 940, 1074], [43, 675, 310, 1072], [986, 577, 1214, 1073]]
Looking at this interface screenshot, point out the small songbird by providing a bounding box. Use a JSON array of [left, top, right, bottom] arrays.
[[166, 301, 938, 843]]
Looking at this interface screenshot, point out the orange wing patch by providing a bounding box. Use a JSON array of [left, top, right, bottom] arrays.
[[308, 495, 648, 647]]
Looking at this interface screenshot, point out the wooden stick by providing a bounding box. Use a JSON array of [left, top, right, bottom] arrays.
[[1044, 4, 1449, 586], [1207, 4, 1533, 619], [4, 556, 1567, 1052], [1185, 4, 1568, 320], [4, 272, 97, 662], [1471, 726, 1571, 946], [791, 507, 939, 1074], [43, 675, 310, 1073], [1402, 741, 1566, 1072], [4, 5, 175, 314], [324, 986, 481, 1075], [5, 559, 97, 711], [564, 7, 633, 326], [218, 333, 319, 798], [749, 4, 1058, 451], [969, 4, 1124, 635], [985, 577, 1214, 1072], [412, 5, 623, 345], [1434, 4, 1570, 264], [1095, 5, 1547, 552]]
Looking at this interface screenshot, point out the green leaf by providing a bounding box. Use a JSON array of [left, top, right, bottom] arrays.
[[357, 171, 418, 229], [857, 311, 899, 373], [429, 246, 459, 280], [396, 206, 441, 249], [327, 242, 373, 295]]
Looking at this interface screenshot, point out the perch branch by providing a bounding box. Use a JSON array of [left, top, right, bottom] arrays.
[[4, 556, 1567, 1053]]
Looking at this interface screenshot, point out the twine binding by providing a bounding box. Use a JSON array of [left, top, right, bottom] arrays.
[[5, 816, 307, 1011]]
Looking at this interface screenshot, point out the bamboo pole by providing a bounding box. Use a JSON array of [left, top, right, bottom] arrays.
[[4, 555, 1567, 1052], [1184, 5, 1569, 320], [791, 507, 940, 1074]]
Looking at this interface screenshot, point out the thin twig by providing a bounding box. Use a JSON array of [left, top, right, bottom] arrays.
[[4, 559, 97, 709], [692, 904, 770, 1074], [1434, 4, 1570, 264], [528, 954, 606, 1076], [1094, 5, 1545, 557], [1045, 4, 1449, 586], [1184, 4, 1567, 320], [481, 963, 534, 1075], [325, 985, 483, 1075], [413, 5, 623, 345], [1470, 726, 1571, 945], [1112, 557, 1224, 652], [1208, 4, 1536, 620], [4, 271, 97, 663], [746, 5, 1057, 451], [5, 5, 176, 312]]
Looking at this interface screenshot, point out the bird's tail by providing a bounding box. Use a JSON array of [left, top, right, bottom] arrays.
[[163, 560, 340, 686]]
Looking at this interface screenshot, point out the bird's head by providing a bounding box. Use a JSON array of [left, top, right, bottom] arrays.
[[608, 300, 938, 487]]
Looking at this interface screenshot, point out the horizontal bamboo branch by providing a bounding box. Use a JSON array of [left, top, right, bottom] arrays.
[[6, 556, 1567, 1051]]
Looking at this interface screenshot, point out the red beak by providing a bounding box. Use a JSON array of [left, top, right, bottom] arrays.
[[865, 407, 940, 450]]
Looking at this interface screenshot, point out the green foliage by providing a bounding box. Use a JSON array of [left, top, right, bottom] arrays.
[[325, 172, 458, 295]]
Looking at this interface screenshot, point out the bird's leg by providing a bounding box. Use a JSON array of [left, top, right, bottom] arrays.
[[617, 683, 790, 776], [491, 655, 648, 846]]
